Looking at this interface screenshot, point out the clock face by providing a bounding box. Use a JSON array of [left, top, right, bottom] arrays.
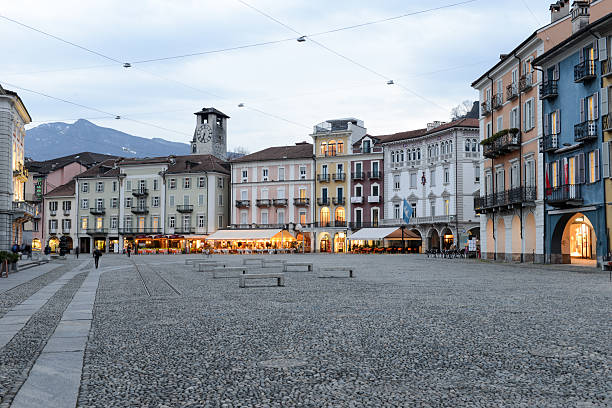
[[196, 124, 212, 143]]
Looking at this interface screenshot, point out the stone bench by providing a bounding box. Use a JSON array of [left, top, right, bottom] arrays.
[[242, 258, 265, 266], [239, 273, 285, 288], [212, 267, 248, 279], [198, 262, 227, 272], [283, 262, 313, 272], [191, 260, 223, 268], [318, 266, 354, 278], [262, 259, 287, 268]]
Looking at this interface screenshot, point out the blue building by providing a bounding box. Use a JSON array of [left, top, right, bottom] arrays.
[[534, 10, 612, 267]]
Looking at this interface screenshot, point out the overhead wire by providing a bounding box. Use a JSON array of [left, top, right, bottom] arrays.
[[236, 0, 448, 112]]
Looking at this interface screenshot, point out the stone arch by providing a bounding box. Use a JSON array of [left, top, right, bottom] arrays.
[[524, 212, 536, 261], [551, 212, 597, 265], [428, 228, 440, 250], [440, 227, 454, 250], [496, 217, 506, 261], [511, 215, 521, 262]]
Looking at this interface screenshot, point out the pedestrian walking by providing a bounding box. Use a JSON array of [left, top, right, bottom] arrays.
[[126, 246, 131, 258], [75, 246, 79, 259], [93, 248, 102, 269]]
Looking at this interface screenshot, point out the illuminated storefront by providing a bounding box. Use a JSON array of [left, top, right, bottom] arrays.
[[568, 217, 593, 259], [206, 229, 297, 252]]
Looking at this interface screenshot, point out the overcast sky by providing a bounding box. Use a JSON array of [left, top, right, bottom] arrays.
[[2, 0, 557, 153]]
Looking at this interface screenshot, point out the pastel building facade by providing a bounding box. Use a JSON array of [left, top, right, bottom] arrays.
[[349, 135, 384, 229], [534, 11, 612, 266], [43, 180, 77, 253], [381, 119, 481, 251], [471, 0, 610, 263]]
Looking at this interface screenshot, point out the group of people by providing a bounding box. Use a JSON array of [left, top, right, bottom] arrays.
[[11, 243, 32, 259]]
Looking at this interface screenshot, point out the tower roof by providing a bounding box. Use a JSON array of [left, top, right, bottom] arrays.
[[194, 107, 230, 119]]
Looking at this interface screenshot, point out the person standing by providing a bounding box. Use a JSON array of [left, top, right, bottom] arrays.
[[93, 248, 102, 269], [126, 245, 131, 258], [75, 246, 79, 259]]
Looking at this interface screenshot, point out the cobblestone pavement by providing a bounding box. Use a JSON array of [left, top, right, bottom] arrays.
[[1, 255, 610, 407]]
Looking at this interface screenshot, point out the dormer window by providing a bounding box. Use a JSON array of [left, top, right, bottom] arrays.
[[362, 139, 371, 153]]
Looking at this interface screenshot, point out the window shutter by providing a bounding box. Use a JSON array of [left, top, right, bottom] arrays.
[[554, 64, 560, 81], [556, 160, 561, 187], [603, 87, 610, 117], [595, 149, 600, 182], [580, 98, 585, 122], [562, 157, 568, 185], [556, 110, 561, 133], [544, 68, 548, 81], [530, 100, 535, 129], [602, 142, 610, 179], [523, 103, 527, 131], [599, 37, 608, 61], [593, 40, 599, 60], [543, 112, 550, 136], [579, 48, 585, 63], [579, 153, 586, 183]]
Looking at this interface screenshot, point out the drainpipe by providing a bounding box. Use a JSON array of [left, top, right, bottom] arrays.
[[487, 74, 496, 260], [516, 55, 525, 263]]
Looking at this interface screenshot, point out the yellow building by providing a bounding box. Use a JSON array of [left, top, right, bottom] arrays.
[[309, 119, 366, 252]]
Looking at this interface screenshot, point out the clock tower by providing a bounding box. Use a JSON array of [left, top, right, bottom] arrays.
[[191, 107, 229, 160]]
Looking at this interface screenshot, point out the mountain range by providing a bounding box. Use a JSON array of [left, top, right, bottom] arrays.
[[26, 119, 202, 161]]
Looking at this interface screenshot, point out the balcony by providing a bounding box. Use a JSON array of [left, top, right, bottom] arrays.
[[317, 197, 330, 206], [90, 207, 105, 215], [173, 227, 195, 234], [332, 197, 346, 205], [368, 171, 381, 179], [492, 93, 503, 110], [482, 130, 521, 159], [235, 200, 251, 208], [519, 73, 533, 93], [506, 83, 518, 101], [481, 100, 492, 116], [539, 80, 558, 100], [176, 205, 194, 213], [351, 172, 364, 180], [351, 196, 363, 204], [119, 228, 162, 235], [545, 184, 582, 207], [131, 206, 149, 215], [574, 60, 596, 82], [367, 195, 381, 203], [132, 188, 149, 197], [256, 199, 272, 207], [63, 209, 71, 216], [62, 228, 71, 234], [13, 163, 28, 182], [332, 173, 346, 182], [317, 174, 330, 183], [49, 210, 57, 217], [474, 187, 537, 214], [49, 227, 58, 234], [541, 133, 559, 152], [312, 220, 347, 228], [272, 198, 288, 207], [574, 120, 597, 142], [294, 198, 310, 206], [603, 114, 612, 132], [349, 222, 380, 230], [86, 228, 108, 235]]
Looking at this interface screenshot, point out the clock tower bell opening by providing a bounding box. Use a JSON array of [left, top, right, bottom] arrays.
[[192, 107, 229, 160]]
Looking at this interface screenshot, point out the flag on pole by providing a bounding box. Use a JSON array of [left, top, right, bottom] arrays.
[[402, 199, 413, 224]]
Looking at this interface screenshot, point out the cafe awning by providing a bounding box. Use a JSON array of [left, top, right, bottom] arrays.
[[206, 229, 290, 241], [349, 227, 420, 241]]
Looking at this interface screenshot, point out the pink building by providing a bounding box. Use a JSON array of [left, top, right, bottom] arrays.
[[230, 143, 315, 249]]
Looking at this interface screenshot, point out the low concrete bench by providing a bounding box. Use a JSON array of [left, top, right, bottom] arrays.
[[318, 266, 354, 278], [242, 258, 265, 266], [192, 260, 223, 268], [198, 262, 227, 272], [239, 273, 285, 288], [283, 262, 313, 272], [262, 259, 287, 268], [212, 266, 248, 279]]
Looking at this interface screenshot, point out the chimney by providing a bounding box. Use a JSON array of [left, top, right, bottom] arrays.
[[550, 1, 570, 24], [571, 1, 590, 33], [426, 121, 447, 132]]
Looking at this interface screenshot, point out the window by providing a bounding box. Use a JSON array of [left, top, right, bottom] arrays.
[[355, 185, 362, 197], [96, 217, 103, 229], [299, 211, 307, 224], [169, 216, 175, 228], [355, 208, 363, 224], [524, 160, 535, 187], [112, 181, 118, 192], [321, 187, 328, 200], [241, 190, 248, 201], [217, 177, 224, 188], [337, 141, 344, 154], [152, 217, 159, 230], [299, 188, 306, 199], [183, 178, 191, 189], [81, 217, 88, 230], [337, 187, 344, 200], [320, 142, 327, 156], [430, 202, 436, 217], [126, 181, 131, 191], [510, 162, 520, 188], [218, 215, 223, 228], [62, 201, 71, 211], [444, 167, 450, 184], [62, 219, 71, 230], [218, 194, 223, 206], [444, 199, 450, 215], [33, 221, 39, 232], [510, 107, 519, 129], [278, 167, 285, 181], [198, 215, 205, 228], [96, 181, 104, 192], [410, 172, 417, 189], [49, 201, 58, 211], [153, 197, 160, 207], [153, 179, 159, 190], [410, 202, 417, 218], [372, 161, 379, 176], [486, 122, 492, 139], [394, 204, 401, 219], [430, 169, 436, 187], [393, 175, 400, 190], [169, 178, 176, 189], [109, 198, 116, 208], [124, 217, 132, 229], [241, 212, 248, 225], [472, 139, 478, 152], [242, 169, 248, 182], [371, 184, 379, 197], [362, 139, 371, 153], [588, 149, 600, 183], [82, 182, 89, 193], [96, 198, 104, 210], [299, 166, 307, 179], [465, 139, 471, 152], [198, 194, 204, 206], [125, 197, 132, 208], [277, 188, 285, 199], [169, 195, 174, 207], [111, 217, 118, 229], [321, 164, 328, 175], [336, 163, 344, 174], [475, 165, 480, 183], [262, 169, 269, 181], [496, 116, 503, 132], [524, 98, 535, 131], [81, 198, 89, 209], [198, 177, 206, 188], [278, 210, 285, 225]]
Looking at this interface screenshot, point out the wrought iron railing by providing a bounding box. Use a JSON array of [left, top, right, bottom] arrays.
[[539, 80, 558, 99], [574, 60, 596, 82], [574, 120, 597, 142], [545, 184, 582, 205]]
